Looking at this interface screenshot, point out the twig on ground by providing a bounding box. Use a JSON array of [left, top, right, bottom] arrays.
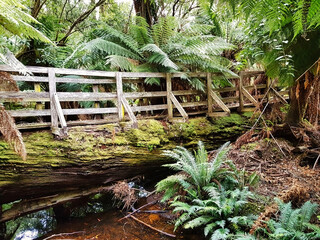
[[42, 231, 85, 240], [261, 117, 286, 157], [313, 154, 320, 170], [118, 200, 157, 221], [129, 215, 176, 238]]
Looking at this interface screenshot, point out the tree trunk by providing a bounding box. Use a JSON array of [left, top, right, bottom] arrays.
[[286, 61, 320, 126], [133, 0, 157, 26]]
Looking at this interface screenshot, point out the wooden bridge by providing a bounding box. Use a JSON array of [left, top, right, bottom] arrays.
[[0, 65, 289, 136]]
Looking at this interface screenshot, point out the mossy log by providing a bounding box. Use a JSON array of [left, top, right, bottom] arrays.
[[0, 115, 252, 206]]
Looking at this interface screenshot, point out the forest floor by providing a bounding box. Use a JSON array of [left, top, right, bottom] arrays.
[[230, 137, 320, 205]]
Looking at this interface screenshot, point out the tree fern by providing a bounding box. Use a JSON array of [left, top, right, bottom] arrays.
[[84, 38, 142, 60], [106, 55, 135, 71], [151, 17, 177, 48], [93, 26, 142, 58], [0, 0, 51, 42]]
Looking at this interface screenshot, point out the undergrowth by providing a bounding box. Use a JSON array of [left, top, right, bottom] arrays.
[[156, 141, 259, 239]]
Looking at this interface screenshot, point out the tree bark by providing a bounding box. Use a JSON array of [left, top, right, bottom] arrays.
[[286, 60, 320, 126], [133, 0, 157, 26]]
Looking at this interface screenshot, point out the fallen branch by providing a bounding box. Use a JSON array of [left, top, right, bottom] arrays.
[[42, 231, 85, 240], [129, 215, 176, 238], [313, 153, 320, 170], [118, 200, 157, 221]]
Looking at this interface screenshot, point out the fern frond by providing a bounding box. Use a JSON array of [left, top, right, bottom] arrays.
[[308, 0, 320, 28], [152, 17, 177, 47], [142, 44, 178, 70], [299, 201, 318, 225], [130, 25, 152, 47], [85, 38, 142, 60], [210, 227, 230, 240], [93, 26, 142, 57], [0, 0, 51, 43], [144, 77, 160, 85], [106, 55, 135, 71], [184, 216, 213, 229]]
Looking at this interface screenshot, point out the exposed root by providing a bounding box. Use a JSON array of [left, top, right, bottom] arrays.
[[111, 181, 138, 210]]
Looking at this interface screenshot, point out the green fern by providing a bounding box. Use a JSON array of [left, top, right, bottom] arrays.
[[258, 199, 320, 240], [156, 142, 257, 240]]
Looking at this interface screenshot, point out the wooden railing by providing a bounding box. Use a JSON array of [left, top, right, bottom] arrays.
[[0, 65, 289, 136]]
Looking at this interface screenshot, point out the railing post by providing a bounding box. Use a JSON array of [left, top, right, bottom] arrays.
[[92, 84, 101, 119], [207, 72, 213, 115], [266, 77, 271, 102], [34, 83, 42, 110], [34, 82, 43, 122], [166, 73, 173, 121], [238, 71, 244, 112], [116, 72, 124, 121], [48, 68, 59, 134]]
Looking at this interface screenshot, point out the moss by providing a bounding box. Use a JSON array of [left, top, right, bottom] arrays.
[[0, 116, 252, 188], [213, 113, 247, 127], [126, 120, 169, 148], [168, 118, 218, 140], [241, 142, 259, 151]]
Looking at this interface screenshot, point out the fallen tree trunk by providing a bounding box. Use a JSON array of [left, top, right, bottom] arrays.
[[0, 116, 250, 209]]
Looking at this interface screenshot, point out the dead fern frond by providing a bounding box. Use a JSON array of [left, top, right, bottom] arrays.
[[0, 105, 27, 160], [0, 71, 27, 160], [0, 72, 19, 92], [234, 129, 255, 149]]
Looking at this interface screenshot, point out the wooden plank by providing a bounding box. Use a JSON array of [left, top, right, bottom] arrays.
[[121, 96, 138, 128], [209, 90, 231, 113], [58, 92, 117, 101], [0, 65, 49, 74], [173, 90, 202, 96], [241, 71, 264, 76], [170, 92, 188, 120], [53, 93, 67, 135], [242, 86, 259, 107], [180, 101, 207, 108], [121, 72, 165, 78], [238, 72, 244, 112], [207, 73, 213, 114], [271, 87, 288, 104], [208, 112, 230, 117], [116, 72, 124, 121], [221, 96, 239, 103], [166, 73, 173, 121], [12, 75, 142, 84], [13, 75, 48, 82], [124, 91, 166, 98], [48, 68, 59, 133], [131, 104, 167, 112], [92, 85, 100, 120], [34, 83, 43, 112], [213, 86, 237, 93], [54, 68, 116, 77], [8, 108, 118, 117], [0, 91, 49, 102]]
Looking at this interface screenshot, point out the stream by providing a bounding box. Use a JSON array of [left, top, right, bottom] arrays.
[[3, 187, 204, 240]]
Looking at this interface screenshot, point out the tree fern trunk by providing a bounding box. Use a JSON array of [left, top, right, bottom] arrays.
[[286, 63, 319, 126]]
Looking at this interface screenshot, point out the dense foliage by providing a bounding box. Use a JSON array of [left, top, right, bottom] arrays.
[[156, 142, 259, 239], [257, 199, 320, 239]]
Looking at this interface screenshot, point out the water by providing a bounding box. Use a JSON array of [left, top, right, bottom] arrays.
[[3, 193, 204, 240]]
